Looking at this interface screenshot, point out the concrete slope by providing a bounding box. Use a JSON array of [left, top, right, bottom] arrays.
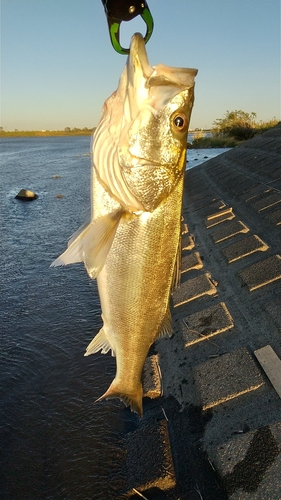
[[125, 125, 281, 500], [159, 123, 281, 499]]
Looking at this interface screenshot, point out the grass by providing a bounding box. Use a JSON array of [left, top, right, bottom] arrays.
[[189, 135, 240, 148]]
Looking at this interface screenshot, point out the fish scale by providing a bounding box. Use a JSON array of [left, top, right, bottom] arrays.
[[51, 33, 197, 416], [94, 175, 184, 415]]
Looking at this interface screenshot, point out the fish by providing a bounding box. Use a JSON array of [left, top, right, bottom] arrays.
[[51, 33, 197, 417]]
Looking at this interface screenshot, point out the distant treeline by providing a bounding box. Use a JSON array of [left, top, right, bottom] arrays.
[[0, 127, 96, 138], [1, 112, 279, 149]]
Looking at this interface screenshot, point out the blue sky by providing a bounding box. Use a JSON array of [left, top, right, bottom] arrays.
[[1, 0, 280, 130]]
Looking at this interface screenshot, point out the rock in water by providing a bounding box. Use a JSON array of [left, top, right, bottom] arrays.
[[15, 189, 38, 201]]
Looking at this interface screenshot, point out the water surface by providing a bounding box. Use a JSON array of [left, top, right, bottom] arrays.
[[0, 136, 229, 499], [0, 136, 138, 500]]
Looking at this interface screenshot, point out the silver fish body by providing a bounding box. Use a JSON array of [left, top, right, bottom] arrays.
[[51, 33, 197, 416]]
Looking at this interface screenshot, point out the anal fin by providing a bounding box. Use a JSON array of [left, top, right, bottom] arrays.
[[84, 328, 114, 356], [171, 235, 182, 291], [158, 307, 173, 338]]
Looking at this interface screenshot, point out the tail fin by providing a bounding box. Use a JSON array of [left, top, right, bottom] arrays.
[[96, 380, 143, 417]]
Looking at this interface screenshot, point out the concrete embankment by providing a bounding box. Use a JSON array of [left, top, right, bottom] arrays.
[[124, 124, 281, 499]]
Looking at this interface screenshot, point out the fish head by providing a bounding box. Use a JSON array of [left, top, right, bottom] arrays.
[[93, 33, 197, 212]]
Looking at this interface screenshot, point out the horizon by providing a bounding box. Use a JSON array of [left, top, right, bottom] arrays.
[[1, 0, 280, 131]]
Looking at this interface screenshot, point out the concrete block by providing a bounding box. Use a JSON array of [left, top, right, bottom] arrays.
[[196, 199, 227, 215], [265, 207, 281, 226], [173, 273, 217, 307], [242, 187, 271, 202], [270, 167, 281, 179], [252, 192, 281, 212], [180, 302, 234, 346], [186, 188, 211, 202], [181, 252, 203, 274], [181, 222, 189, 234], [222, 235, 269, 263], [193, 348, 264, 410], [239, 254, 281, 291], [142, 355, 162, 399], [262, 297, 281, 329], [213, 422, 281, 499], [126, 420, 176, 494], [241, 186, 267, 201], [205, 208, 235, 228], [182, 234, 195, 251], [211, 220, 249, 243]]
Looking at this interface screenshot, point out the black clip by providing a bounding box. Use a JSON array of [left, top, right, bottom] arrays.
[[101, 0, 154, 54]]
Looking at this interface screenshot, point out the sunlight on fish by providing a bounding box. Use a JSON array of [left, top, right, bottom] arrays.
[[51, 33, 197, 417]]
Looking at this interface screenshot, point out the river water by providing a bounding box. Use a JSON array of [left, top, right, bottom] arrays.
[[0, 136, 229, 499]]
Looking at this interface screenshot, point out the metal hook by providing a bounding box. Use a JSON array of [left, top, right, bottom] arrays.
[[101, 1, 154, 54]]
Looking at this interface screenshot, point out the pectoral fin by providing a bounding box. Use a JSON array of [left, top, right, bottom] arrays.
[[50, 208, 123, 278], [67, 220, 90, 246]]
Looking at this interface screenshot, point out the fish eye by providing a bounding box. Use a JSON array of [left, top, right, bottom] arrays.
[[171, 112, 188, 132]]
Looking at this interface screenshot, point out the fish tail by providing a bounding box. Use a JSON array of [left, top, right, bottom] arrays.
[[95, 381, 143, 417]]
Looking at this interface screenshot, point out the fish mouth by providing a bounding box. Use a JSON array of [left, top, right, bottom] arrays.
[[126, 33, 154, 116], [128, 33, 198, 91], [126, 33, 198, 120], [128, 33, 153, 85]]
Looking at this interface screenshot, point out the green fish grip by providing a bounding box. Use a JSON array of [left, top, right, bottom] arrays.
[[101, 0, 154, 54]]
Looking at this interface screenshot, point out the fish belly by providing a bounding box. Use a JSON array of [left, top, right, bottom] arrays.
[[94, 173, 184, 415]]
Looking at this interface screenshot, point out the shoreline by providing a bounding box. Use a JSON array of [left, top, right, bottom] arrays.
[[0, 128, 211, 138], [0, 130, 234, 149], [0, 130, 95, 138]]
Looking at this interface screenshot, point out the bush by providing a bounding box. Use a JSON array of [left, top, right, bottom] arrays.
[[191, 135, 239, 148], [227, 125, 257, 140], [202, 110, 280, 147]]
